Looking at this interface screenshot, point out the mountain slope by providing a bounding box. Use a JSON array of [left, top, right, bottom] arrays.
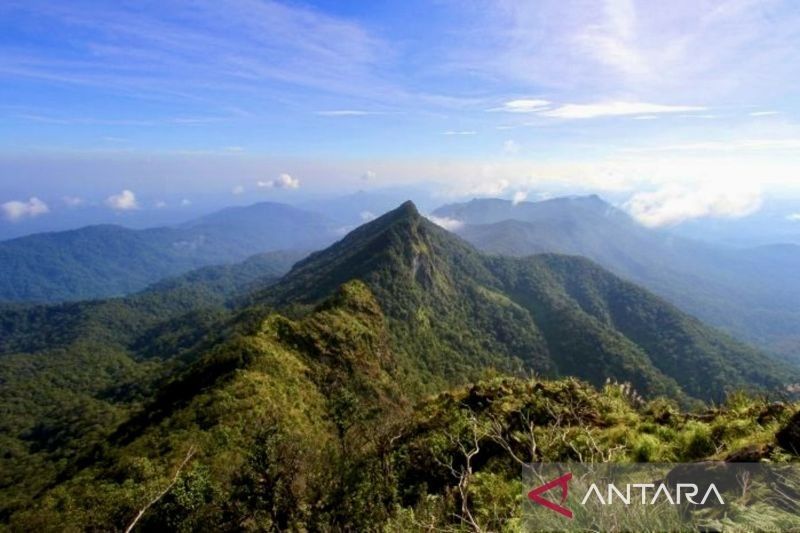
[[261, 201, 795, 402], [436, 197, 800, 358], [2, 201, 799, 530], [260, 201, 553, 392], [3, 279, 405, 530], [0, 202, 335, 303], [6, 279, 798, 530], [0, 250, 303, 515]]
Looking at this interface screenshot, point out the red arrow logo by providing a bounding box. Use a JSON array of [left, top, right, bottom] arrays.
[[527, 472, 573, 519]]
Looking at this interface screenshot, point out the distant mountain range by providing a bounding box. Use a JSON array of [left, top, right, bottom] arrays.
[[0, 202, 337, 302], [3, 193, 798, 360], [434, 196, 800, 359]]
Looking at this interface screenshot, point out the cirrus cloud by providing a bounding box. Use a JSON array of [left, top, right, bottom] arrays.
[[541, 101, 706, 119], [491, 99, 551, 113], [317, 110, 377, 117], [442, 130, 477, 135]]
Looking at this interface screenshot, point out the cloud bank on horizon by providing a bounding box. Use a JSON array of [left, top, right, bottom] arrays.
[[1, 0, 800, 227]]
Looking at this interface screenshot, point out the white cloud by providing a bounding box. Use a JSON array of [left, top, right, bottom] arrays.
[[512, 191, 528, 205], [258, 173, 300, 189], [62, 195, 83, 207], [1, 197, 49, 221], [632, 115, 658, 120], [181, 198, 192, 206], [625, 184, 762, 227], [442, 130, 477, 135], [464, 177, 511, 197], [359, 211, 376, 222], [361, 170, 376, 181], [232, 185, 245, 195], [787, 213, 800, 222], [334, 225, 355, 236], [105, 189, 138, 211], [317, 110, 376, 116], [541, 102, 706, 119], [750, 111, 779, 117], [623, 138, 800, 153], [427, 215, 464, 231], [489, 98, 704, 120], [503, 139, 520, 154], [492, 99, 551, 113]]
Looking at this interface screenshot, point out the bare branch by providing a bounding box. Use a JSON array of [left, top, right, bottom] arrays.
[[124, 446, 197, 533]]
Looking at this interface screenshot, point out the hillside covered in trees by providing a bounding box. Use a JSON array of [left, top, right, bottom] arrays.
[[0, 202, 332, 302], [435, 196, 800, 360], [2, 202, 799, 531]]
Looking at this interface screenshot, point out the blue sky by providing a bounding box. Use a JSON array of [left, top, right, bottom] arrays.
[[2, 0, 800, 230]]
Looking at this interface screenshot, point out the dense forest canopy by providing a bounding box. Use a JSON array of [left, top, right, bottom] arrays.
[[1, 202, 799, 531]]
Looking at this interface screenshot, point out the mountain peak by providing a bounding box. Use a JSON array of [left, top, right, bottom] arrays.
[[260, 199, 479, 307], [348, 199, 423, 234], [393, 200, 420, 217]]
